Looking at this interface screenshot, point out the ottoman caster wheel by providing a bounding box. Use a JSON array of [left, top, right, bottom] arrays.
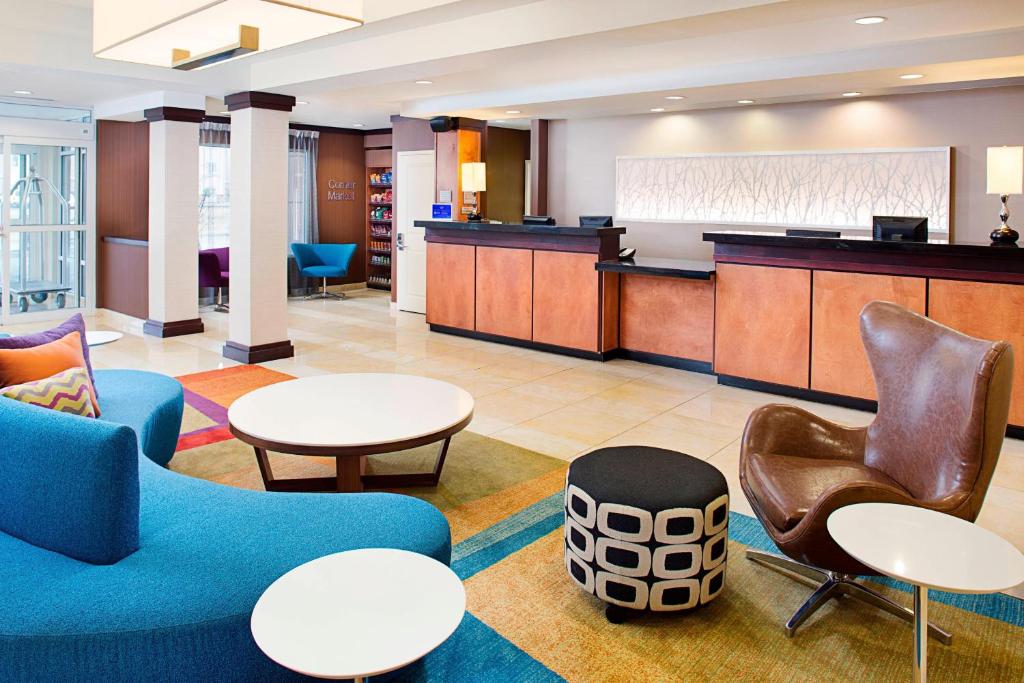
[[605, 604, 629, 624]]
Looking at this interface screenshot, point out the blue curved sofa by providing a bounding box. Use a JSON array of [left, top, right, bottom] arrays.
[[0, 369, 452, 682]]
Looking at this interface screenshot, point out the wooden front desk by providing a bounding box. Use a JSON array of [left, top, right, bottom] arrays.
[[705, 231, 1024, 434], [419, 221, 623, 357]]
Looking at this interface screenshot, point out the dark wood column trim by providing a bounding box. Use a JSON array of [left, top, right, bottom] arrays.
[[144, 318, 205, 338], [530, 119, 549, 216], [225, 91, 297, 112], [143, 107, 206, 123], [222, 339, 295, 364]]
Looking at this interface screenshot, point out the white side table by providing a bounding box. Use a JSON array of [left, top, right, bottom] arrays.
[[251, 549, 466, 681], [829, 503, 1024, 682], [85, 330, 123, 347]]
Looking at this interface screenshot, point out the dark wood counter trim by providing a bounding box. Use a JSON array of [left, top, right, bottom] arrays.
[[713, 244, 1024, 284], [597, 257, 715, 279], [102, 236, 148, 247], [416, 220, 625, 237], [144, 107, 205, 123], [704, 231, 1024, 259], [425, 228, 618, 258]]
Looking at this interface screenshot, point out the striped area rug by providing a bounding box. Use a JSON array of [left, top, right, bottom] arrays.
[[172, 366, 1024, 682]]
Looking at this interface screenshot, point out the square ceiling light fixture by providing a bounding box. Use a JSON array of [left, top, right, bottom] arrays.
[[93, 1, 364, 70]]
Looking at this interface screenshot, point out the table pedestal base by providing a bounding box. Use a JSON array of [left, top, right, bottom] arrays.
[[253, 437, 453, 493]]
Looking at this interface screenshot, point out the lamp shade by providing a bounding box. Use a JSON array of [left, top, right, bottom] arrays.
[[462, 162, 487, 192], [987, 146, 1024, 196], [93, 0, 363, 68]]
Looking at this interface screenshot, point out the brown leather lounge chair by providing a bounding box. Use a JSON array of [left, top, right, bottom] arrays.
[[740, 301, 1013, 645]]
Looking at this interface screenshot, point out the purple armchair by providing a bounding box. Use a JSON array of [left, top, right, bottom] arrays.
[[198, 248, 230, 312]]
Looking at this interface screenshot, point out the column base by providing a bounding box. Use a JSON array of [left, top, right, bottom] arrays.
[[222, 340, 295, 364], [143, 318, 205, 338]]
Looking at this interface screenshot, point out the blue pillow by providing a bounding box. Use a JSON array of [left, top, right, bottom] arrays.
[[0, 333, 9, 339], [0, 397, 139, 564]]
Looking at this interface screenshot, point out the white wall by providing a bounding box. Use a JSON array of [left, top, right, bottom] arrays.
[[548, 85, 1024, 260]]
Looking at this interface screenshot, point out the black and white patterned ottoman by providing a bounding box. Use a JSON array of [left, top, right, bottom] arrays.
[[564, 446, 729, 622]]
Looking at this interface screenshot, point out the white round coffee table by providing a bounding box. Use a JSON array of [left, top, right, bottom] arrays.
[[251, 549, 466, 681], [85, 330, 123, 346], [829, 503, 1024, 683], [228, 373, 474, 493]]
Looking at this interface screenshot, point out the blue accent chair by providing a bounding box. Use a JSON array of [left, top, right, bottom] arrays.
[[290, 242, 358, 300], [0, 369, 452, 682]]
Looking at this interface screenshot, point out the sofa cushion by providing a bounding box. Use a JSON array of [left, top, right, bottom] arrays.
[[0, 313, 96, 395], [0, 397, 139, 565], [0, 332, 100, 415], [94, 369, 184, 467], [1, 367, 97, 417]]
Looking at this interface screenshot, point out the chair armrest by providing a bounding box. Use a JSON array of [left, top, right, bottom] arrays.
[[742, 404, 867, 462]]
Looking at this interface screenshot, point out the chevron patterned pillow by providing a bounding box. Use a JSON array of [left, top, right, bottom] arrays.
[[1, 366, 97, 418]]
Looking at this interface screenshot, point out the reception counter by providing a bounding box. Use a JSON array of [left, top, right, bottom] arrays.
[[417, 220, 624, 357], [419, 221, 1024, 434], [705, 230, 1024, 433]]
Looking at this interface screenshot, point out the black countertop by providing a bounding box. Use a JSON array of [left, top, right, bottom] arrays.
[[703, 230, 1024, 259], [596, 256, 715, 280], [415, 220, 626, 237]]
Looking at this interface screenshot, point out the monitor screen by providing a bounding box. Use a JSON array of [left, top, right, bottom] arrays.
[[522, 215, 557, 226], [579, 215, 613, 227], [872, 216, 928, 242]]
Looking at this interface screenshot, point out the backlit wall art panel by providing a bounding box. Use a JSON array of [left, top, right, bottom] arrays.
[[615, 147, 951, 232]]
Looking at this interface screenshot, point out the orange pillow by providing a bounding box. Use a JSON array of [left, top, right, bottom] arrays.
[[0, 331, 100, 415]]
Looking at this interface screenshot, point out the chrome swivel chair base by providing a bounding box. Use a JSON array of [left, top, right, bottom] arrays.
[[746, 549, 953, 645], [303, 277, 347, 301]]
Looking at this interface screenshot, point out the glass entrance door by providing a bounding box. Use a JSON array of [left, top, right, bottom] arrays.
[[0, 132, 94, 326]]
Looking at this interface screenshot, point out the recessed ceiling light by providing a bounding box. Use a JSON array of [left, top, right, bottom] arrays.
[[493, 119, 506, 123], [855, 16, 886, 25], [900, 73, 924, 80], [665, 95, 685, 100], [352, 123, 365, 127], [650, 107, 666, 113], [218, 111, 229, 115], [414, 80, 433, 85], [296, 100, 309, 105], [505, 110, 521, 114], [13, 89, 32, 95], [842, 91, 862, 97], [737, 99, 755, 105]]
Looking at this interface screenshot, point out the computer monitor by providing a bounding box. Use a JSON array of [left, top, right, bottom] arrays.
[[579, 215, 613, 227], [872, 216, 928, 242], [522, 215, 557, 226]]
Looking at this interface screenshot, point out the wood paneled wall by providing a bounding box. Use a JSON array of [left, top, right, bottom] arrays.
[[485, 126, 530, 224], [96, 120, 149, 317], [316, 130, 367, 285]]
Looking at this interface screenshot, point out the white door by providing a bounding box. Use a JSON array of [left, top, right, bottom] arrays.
[[396, 150, 435, 314], [0, 122, 95, 327]]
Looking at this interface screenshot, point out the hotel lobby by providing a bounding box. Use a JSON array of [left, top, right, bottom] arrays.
[[2, 1, 1024, 681]]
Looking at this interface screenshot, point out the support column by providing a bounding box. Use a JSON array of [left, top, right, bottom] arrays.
[[222, 92, 296, 364], [143, 107, 205, 338]]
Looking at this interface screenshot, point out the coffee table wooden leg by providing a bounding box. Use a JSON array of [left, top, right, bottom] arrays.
[[360, 437, 453, 489], [337, 456, 364, 493], [254, 447, 275, 490]]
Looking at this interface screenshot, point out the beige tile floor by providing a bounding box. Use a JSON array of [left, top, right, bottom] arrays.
[[9, 288, 1024, 597]]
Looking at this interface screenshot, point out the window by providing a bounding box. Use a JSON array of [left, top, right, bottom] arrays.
[[197, 128, 318, 249], [198, 145, 230, 250]]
